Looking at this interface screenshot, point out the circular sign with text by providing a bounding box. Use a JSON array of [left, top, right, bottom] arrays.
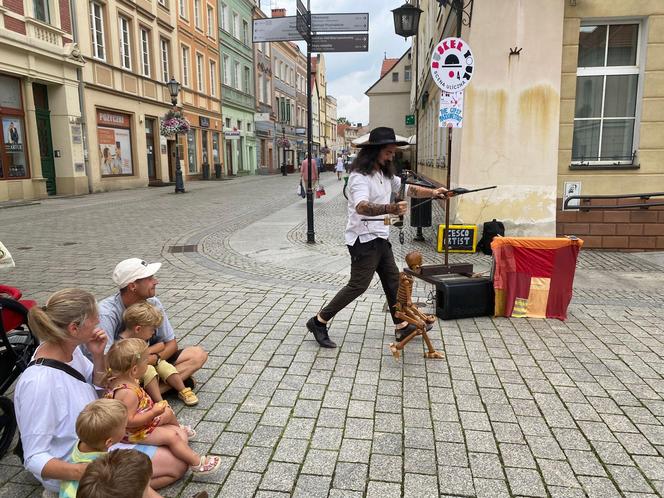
[[430, 37, 474, 93]]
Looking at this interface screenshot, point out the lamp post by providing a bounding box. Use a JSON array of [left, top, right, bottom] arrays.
[[393, 1, 424, 240], [166, 77, 185, 193], [281, 122, 287, 176]]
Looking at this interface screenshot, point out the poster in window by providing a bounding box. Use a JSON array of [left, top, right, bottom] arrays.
[[3, 118, 23, 152], [98, 126, 133, 175]]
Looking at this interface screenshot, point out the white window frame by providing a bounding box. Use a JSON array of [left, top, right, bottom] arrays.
[[221, 3, 229, 32], [242, 19, 249, 45], [223, 54, 230, 85], [234, 60, 240, 90], [158, 0, 166, 6], [89, 1, 105, 61], [181, 45, 190, 87], [33, 0, 51, 23], [209, 59, 217, 96], [160, 38, 170, 83], [572, 20, 645, 166], [243, 66, 250, 94], [233, 12, 239, 39], [179, 0, 187, 19], [196, 52, 205, 92], [207, 5, 215, 37], [118, 16, 132, 70], [194, 0, 202, 30], [140, 28, 151, 77], [258, 73, 263, 103]]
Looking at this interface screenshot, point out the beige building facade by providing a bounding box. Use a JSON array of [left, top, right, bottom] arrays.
[[412, 0, 664, 249], [80, 0, 181, 192], [366, 49, 413, 139], [0, 0, 84, 201]]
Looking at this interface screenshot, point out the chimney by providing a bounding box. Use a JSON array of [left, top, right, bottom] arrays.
[[272, 8, 286, 17]]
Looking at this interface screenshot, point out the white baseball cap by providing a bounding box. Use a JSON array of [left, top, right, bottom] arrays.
[[113, 258, 162, 288]]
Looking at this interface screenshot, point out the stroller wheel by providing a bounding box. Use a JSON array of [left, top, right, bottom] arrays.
[[0, 396, 17, 459]]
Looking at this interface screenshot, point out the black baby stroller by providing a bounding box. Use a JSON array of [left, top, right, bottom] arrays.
[[0, 285, 38, 458]]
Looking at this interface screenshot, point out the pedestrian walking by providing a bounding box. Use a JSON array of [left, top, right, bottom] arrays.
[[335, 155, 345, 180], [300, 154, 318, 198], [305, 127, 455, 348]]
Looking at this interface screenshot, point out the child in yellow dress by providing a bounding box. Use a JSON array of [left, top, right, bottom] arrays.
[[103, 338, 221, 474]]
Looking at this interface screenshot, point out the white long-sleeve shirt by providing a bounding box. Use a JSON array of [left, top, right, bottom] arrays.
[[14, 347, 96, 492], [345, 170, 407, 245]]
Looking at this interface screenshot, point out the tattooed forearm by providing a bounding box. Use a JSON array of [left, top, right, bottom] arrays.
[[407, 185, 433, 198], [356, 201, 393, 216]]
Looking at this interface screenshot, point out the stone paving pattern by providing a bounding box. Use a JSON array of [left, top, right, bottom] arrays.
[[1, 174, 664, 497]]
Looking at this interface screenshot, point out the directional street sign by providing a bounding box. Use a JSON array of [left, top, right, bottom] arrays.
[[311, 13, 369, 32], [253, 17, 301, 43], [311, 33, 368, 53]]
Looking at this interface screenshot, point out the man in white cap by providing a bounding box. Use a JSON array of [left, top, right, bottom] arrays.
[[96, 257, 208, 392]]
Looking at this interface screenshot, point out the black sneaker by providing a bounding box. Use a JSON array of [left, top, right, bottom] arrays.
[[395, 323, 418, 341], [306, 317, 337, 348]]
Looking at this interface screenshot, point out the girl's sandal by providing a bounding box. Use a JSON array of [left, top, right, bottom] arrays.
[[191, 455, 222, 475], [180, 424, 196, 438]]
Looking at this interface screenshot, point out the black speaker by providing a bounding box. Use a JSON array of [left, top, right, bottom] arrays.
[[410, 197, 432, 227], [436, 276, 494, 320]]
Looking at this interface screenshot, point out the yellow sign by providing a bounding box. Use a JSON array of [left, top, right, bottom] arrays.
[[437, 224, 477, 253]]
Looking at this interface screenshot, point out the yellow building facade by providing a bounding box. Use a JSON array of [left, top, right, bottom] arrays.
[[412, 0, 664, 249]]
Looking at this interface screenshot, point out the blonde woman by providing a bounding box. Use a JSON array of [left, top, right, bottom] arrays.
[[13, 289, 188, 497]]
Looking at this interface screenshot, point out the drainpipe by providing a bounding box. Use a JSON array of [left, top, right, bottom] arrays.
[[69, 0, 93, 193]]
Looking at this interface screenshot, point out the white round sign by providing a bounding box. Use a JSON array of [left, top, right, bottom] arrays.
[[430, 37, 474, 93]]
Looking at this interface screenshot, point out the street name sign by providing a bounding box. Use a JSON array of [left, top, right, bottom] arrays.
[[311, 33, 368, 53], [430, 37, 474, 93], [311, 13, 369, 32], [253, 17, 301, 42]]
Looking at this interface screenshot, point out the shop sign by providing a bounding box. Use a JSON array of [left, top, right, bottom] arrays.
[[224, 129, 241, 140], [254, 112, 271, 122], [430, 37, 474, 93], [97, 110, 131, 128], [405, 114, 415, 126], [438, 92, 463, 128], [200, 116, 210, 128], [295, 128, 306, 135]]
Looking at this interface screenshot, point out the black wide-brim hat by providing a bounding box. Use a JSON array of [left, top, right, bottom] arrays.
[[358, 126, 408, 148]]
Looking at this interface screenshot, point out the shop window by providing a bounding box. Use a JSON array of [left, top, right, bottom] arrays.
[[572, 23, 641, 164], [187, 128, 197, 173], [0, 76, 29, 180], [97, 110, 134, 176]]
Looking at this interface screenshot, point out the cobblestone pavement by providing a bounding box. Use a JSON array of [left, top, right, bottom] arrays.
[[1, 174, 664, 497]]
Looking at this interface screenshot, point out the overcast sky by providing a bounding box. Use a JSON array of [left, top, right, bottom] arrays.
[[258, 0, 410, 126]]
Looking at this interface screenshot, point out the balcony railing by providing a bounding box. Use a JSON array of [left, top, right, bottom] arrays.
[[26, 18, 63, 46]]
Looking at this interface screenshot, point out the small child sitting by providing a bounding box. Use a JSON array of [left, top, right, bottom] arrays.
[[59, 399, 129, 498], [120, 301, 198, 406], [103, 338, 221, 475], [77, 449, 153, 498]]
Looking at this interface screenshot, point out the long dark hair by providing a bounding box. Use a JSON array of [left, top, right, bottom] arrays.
[[350, 145, 395, 179]]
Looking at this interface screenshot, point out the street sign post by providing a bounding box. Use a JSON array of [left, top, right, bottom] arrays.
[[253, 17, 301, 42], [311, 33, 368, 53], [311, 13, 369, 32], [251, 2, 369, 244]]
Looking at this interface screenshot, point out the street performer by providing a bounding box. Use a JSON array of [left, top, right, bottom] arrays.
[[306, 127, 455, 348]]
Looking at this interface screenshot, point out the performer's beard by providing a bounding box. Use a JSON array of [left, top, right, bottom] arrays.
[[379, 160, 395, 178]]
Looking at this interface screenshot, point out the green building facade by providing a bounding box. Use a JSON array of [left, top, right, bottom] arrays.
[[219, 0, 256, 175]]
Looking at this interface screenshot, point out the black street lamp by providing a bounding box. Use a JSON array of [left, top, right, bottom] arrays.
[[281, 122, 287, 176], [392, 2, 422, 39], [393, 2, 425, 241], [166, 77, 185, 193]]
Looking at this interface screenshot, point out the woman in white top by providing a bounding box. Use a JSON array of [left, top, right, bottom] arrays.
[[335, 155, 345, 180], [14, 288, 188, 495]]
